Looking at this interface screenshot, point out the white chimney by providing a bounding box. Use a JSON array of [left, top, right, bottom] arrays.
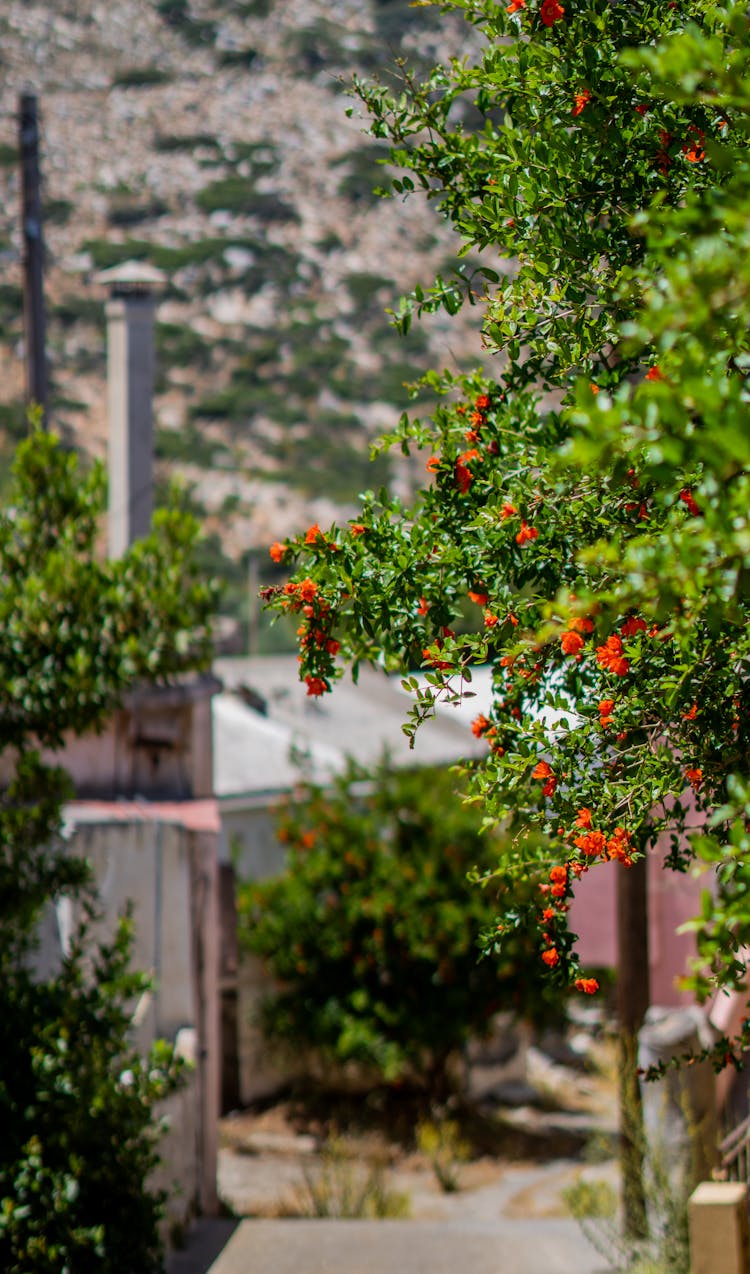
[[97, 260, 166, 557]]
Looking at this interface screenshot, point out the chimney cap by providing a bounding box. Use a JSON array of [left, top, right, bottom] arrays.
[[96, 259, 167, 297]]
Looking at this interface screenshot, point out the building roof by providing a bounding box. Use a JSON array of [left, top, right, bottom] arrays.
[[64, 797, 220, 833], [212, 656, 493, 801]]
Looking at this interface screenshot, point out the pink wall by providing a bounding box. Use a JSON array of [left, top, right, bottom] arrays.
[[569, 840, 707, 1006]]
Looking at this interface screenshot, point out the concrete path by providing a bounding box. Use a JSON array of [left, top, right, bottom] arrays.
[[170, 1216, 608, 1274]]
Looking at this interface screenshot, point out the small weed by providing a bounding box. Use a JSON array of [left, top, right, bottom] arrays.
[[562, 1176, 617, 1221], [416, 1118, 470, 1193], [283, 1137, 410, 1219]]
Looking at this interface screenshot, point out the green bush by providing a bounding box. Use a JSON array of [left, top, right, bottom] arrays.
[[195, 177, 297, 221], [112, 66, 173, 88], [238, 763, 562, 1092], [154, 132, 222, 154], [0, 910, 184, 1273]]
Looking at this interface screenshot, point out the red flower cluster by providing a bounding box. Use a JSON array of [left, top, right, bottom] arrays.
[[305, 675, 328, 697], [574, 977, 599, 995], [516, 520, 538, 545], [561, 630, 584, 657], [685, 767, 703, 790], [540, 0, 564, 23], [598, 698, 615, 728], [679, 488, 701, 516], [455, 448, 480, 493], [541, 947, 559, 967], [349, 523, 366, 536], [645, 365, 664, 382], [596, 634, 629, 676], [500, 502, 517, 519], [269, 541, 285, 563], [572, 89, 591, 117], [471, 713, 491, 738], [621, 615, 647, 638], [305, 523, 323, 545], [571, 811, 633, 866], [682, 126, 705, 163], [532, 759, 557, 797]]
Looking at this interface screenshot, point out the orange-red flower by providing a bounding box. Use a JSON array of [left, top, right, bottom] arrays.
[[685, 767, 703, 790], [645, 365, 664, 382], [350, 523, 366, 536], [516, 521, 538, 545], [596, 634, 629, 677], [468, 590, 489, 606], [540, 0, 564, 23], [269, 541, 285, 563], [507, 0, 525, 12], [542, 947, 559, 967], [305, 523, 323, 545], [298, 578, 318, 603], [561, 630, 585, 657], [484, 612, 499, 628], [305, 675, 328, 697], [475, 394, 492, 410], [471, 713, 491, 738], [682, 127, 705, 163], [574, 977, 599, 994], [549, 865, 567, 883], [621, 616, 647, 638], [575, 808, 593, 829], [326, 638, 340, 656], [572, 89, 591, 117], [532, 759, 556, 796], [500, 502, 517, 519], [607, 827, 633, 865], [598, 698, 615, 727], [682, 703, 698, 721], [418, 597, 430, 616], [426, 456, 441, 473], [574, 830, 607, 858], [679, 488, 700, 516], [570, 616, 594, 634]]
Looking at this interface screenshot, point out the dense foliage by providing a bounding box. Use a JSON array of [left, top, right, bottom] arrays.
[[0, 916, 181, 1274], [0, 426, 216, 1271], [239, 763, 561, 1090], [265, 0, 750, 1054]]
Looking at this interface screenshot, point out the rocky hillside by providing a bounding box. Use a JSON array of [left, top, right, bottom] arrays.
[[0, 0, 485, 641]]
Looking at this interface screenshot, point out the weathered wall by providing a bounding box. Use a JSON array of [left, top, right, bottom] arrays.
[[36, 814, 220, 1227]]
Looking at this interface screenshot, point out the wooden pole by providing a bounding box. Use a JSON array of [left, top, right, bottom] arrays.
[[616, 854, 650, 1239], [19, 92, 48, 419]]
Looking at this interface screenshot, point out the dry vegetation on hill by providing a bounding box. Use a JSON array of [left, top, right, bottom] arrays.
[[0, 0, 485, 641]]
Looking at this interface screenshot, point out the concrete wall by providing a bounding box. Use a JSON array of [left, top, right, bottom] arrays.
[[38, 815, 220, 1227]]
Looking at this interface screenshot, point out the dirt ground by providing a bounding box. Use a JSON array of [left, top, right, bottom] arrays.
[[217, 1030, 620, 1223]]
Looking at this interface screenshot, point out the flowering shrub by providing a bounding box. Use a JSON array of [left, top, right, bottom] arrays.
[[262, 0, 750, 1060], [238, 763, 561, 1092]]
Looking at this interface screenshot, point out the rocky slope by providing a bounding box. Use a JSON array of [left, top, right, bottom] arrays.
[[0, 0, 485, 638]]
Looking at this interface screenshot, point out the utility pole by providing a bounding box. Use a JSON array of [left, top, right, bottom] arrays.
[[19, 91, 48, 419]]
